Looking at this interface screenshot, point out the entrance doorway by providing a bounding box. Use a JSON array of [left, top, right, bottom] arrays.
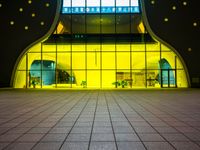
[[160, 69, 177, 88]]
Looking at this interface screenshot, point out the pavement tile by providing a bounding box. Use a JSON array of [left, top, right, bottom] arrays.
[[161, 133, 190, 142], [32, 142, 62, 150], [71, 127, 92, 133], [7, 128, 30, 134], [117, 142, 146, 150], [49, 127, 71, 134], [0, 134, 22, 142], [89, 142, 116, 150], [113, 126, 135, 133], [170, 142, 200, 150], [4, 142, 35, 150], [115, 133, 140, 141], [134, 126, 157, 133], [184, 133, 200, 141], [41, 133, 67, 142], [154, 126, 178, 133], [0, 143, 10, 150], [174, 126, 199, 133], [93, 126, 113, 133], [93, 121, 111, 127], [144, 142, 175, 150], [60, 142, 89, 150], [91, 133, 115, 142], [28, 127, 50, 134], [138, 133, 165, 142], [17, 134, 44, 142]]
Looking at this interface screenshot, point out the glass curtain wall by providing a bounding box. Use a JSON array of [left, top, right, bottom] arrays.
[[14, 14, 188, 88]]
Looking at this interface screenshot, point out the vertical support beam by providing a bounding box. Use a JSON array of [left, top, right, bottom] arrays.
[[85, 0, 87, 88], [175, 56, 177, 88], [55, 39, 58, 88], [70, 0, 72, 88], [100, 0, 102, 89], [161, 69, 163, 88], [40, 43, 43, 88], [115, 0, 117, 88], [26, 53, 28, 89], [168, 69, 170, 88]]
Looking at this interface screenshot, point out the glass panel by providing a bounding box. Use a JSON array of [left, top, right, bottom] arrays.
[[28, 53, 41, 70], [72, 52, 85, 69], [14, 71, 26, 88], [102, 0, 115, 6], [132, 52, 145, 69], [87, 52, 100, 69], [131, 44, 145, 51], [177, 69, 188, 87], [146, 43, 160, 51], [87, 0, 100, 7], [72, 44, 85, 52], [74, 70, 86, 88], [57, 53, 71, 70], [116, 14, 131, 33], [29, 70, 42, 88], [116, 70, 131, 88], [146, 69, 160, 88], [116, 44, 130, 52], [28, 43, 42, 52], [86, 15, 100, 33], [146, 52, 160, 69], [42, 53, 56, 70], [117, 52, 130, 69], [42, 44, 56, 52], [116, 0, 130, 13], [131, 15, 141, 33], [60, 15, 71, 34], [102, 52, 115, 69], [72, 15, 86, 33], [161, 52, 176, 69], [72, 0, 85, 7], [87, 70, 100, 88], [87, 44, 100, 52], [102, 70, 116, 88], [101, 15, 115, 33], [161, 44, 170, 51], [18, 55, 27, 70], [57, 69, 71, 85], [42, 71, 56, 87], [57, 45, 71, 52], [102, 44, 115, 52], [132, 69, 145, 88], [63, 0, 71, 7], [176, 57, 184, 69], [56, 69, 74, 88], [101, 0, 115, 13]]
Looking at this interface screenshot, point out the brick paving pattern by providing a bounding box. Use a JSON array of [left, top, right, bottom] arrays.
[[0, 89, 200, 150]]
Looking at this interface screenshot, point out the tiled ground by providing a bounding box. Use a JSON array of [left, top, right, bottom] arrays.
[[0, 89, 200, 150]]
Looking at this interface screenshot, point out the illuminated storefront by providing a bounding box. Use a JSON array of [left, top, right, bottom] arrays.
[[14, 0, 188, 88]]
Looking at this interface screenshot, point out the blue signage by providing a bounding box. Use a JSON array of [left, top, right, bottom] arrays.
[[62, 0, 140, 14]]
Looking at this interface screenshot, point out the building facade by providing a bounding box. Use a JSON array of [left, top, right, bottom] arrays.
[[0, 0, 200, 89], [13, 0, 188, 89]]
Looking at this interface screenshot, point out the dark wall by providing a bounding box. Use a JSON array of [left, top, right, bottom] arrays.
[[0, 0, 199, 87]]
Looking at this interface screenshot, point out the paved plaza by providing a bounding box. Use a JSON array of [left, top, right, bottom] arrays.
[[0, 89, 200, 150]]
